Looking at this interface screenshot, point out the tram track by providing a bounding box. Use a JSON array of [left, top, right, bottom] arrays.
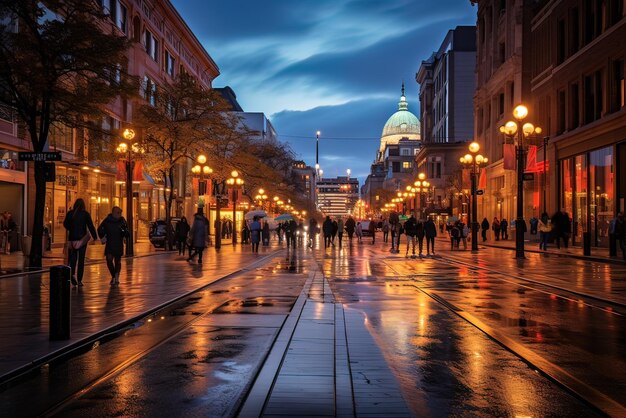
[[377, 253, 626, 417], [0, 250, 290, 417]]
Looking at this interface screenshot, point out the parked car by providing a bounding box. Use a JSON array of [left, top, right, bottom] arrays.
[[149, 219, 177, 249]]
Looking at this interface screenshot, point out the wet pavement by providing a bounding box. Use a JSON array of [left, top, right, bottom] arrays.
[[1, 236, 624, 417]]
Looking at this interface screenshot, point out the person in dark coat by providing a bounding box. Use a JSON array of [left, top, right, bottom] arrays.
[[368, 219, 376, 244], [415, 220, 425, 256], [403, 216, 417, 258], [424, 217, 437, 255], [285, 219, 297, 248], [262, 220, 270, 246], [63, 198, 97, 286], [614, 212, 626, 260], [187, 209, 208, 264], [481, 218, 490, 242], [500, 218, 509, 240], [344, 216, 356, 241], [561, 211, 571, 249], [242, 221, 250, 244], [308, 218, 318, 248], [175, 216, 190, 256], [337, 218, 344, 248], [98, 206, 129, 285], [331, 219, 338, 246], [250, 216, 262, 253], [322, 216, 333, 248]]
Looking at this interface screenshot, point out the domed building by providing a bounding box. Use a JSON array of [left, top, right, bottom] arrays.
[[377, 83, 421, 161]]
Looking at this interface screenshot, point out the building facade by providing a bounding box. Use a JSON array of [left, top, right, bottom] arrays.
[[529, 0, 625, 248], [415, 25, 477, 221], [2, 0, 221, 247], [473, 0, 534, 227], [316, 176, 360, 218], [291, 161, 317, 214]]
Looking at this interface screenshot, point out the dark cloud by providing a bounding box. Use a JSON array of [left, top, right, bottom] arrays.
[[171, 0, 478, 182]]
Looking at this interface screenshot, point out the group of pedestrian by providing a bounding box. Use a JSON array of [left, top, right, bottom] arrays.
[[387, 213, 437, 257]]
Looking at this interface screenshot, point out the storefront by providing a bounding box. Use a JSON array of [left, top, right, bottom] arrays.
[[559, 145, 616, 248], [45, 164, 115, 244], [0, 149, 26, 251]]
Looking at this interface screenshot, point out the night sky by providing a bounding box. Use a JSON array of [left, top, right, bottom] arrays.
[[171, 0, 477, 183]]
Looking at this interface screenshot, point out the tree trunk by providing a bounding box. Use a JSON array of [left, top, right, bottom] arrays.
[[165, 168, 175, 251], [29, 160, 46, 268]]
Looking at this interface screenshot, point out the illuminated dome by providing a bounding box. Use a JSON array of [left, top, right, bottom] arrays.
[[379, 83, 421, 158]]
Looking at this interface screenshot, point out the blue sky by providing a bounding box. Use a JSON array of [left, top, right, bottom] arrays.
[[171, 0, 477, 183]]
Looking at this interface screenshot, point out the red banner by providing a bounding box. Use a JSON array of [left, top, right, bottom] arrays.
[[503, 144, 516, 170], [525, 145, 537, 173], [132, 160, 143, 182], [462, 169, 470, 189], [116, 160, 126, 182], [116, 159, 144, 182], [478, 169, 487, 189]]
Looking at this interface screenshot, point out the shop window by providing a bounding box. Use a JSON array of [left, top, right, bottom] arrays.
[[0, 149, 23, 171], [590, 147, 614, 246]]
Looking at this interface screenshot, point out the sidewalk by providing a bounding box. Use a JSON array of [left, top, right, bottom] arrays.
[[477, 235, 625, 264], [0, 240, 161, 277], [0, 243, 280, 382]]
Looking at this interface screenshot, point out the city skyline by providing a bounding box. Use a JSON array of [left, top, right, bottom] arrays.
[[171, 0, 477, 182]]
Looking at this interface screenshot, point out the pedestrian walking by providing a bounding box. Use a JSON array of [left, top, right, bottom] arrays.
[[369, 219, 376, 244], [382, 218, 390, 243], [337, 218, 345, 248], [64, 198, 97, 286], [481, 218, 490, 242], [389, 212, 400, 253], [460, 221, 469, 250], [492, 217, 501, 240], [449, 222, 461, 250], [500, 218, 509, 240], [187, 208, 208, 264], [355, 222, 363, 243], [404, 216, 417, 258], [323, 216, 333, 248], [530, 216, 539, 236], [415, 220, 425, 256], [538, 217, 549, 251], [345, 216, 356, 242], [242, 221, 250, 244], [562, 211, 571, 248], [308, 218, 318, 248], [424, 217, 437, 255], [175, 216, 190, 256], [249, 216, 262, 253], [331, 219, 338, 246], [97, 206, 129, 285], [285, 219, 297, 249], [262, 220, 270, 246]]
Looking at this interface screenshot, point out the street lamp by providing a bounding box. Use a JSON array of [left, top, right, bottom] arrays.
[[346, 168, 351, 178], [255, 188, 268, 210], [226, 170, 244, 245], [116, 128, 143, 257], [413, 173, 429, 219], [315, 130, 321, 177], [500, 104, 542, 259], [191, 154, 213, 245], [460, 141, 488, 252]]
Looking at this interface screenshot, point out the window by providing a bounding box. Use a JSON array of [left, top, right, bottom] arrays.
[[570, 83, 580, 129], [392, 162, 401, 173], [486, 103, 491, 127], [428, 157, 442, 179], [509, 82, 515, 107], [165, 50, 175, 77], [584, 70, 604, 124], [612, 60, 624, 111], [100, 0, 127, 34], [498, 92, 505, 117], [569, 8, 580, 56], [609, 0, 623, 26], [143, 29, 159, 62], [49, 123, 74, 153], [402, 161, 412, 170], [498, 0, 506, 13], [401, 148, 410, 156], [490, 176, 504, 191], [557, 19, 565, 64], [557, 90, 566, 134], [498, 42, 506, 64], [477, 107, 484, 133], [143, 76, 157, 106]]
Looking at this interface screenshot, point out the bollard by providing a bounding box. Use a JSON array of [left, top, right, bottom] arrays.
[[583, 232, 591, 257], [50, 265, 71, 340]]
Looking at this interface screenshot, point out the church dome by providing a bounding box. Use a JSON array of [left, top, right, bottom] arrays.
[[381, 87, 420, 138]]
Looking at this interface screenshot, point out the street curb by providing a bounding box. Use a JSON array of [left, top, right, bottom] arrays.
[[482, 242, 626, 265], [0, 249, 283, 390]]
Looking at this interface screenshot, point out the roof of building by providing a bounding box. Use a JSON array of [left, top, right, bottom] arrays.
[[381, 83, 421, 139]]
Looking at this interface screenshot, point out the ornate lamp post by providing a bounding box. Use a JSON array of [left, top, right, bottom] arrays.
[[226, 170, 244, 245], [116, 128, 143, 257], [315, 131, 321, 177], [460, 141, 488, 252], [413, 173, 429, 219], [500, 105, 542, 259], [255, 188, 268, 210], [191, 155, 213, 244]]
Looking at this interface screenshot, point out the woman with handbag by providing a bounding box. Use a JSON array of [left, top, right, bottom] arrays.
[[98, 206, 129, 285], [63, 198, 97, 286]]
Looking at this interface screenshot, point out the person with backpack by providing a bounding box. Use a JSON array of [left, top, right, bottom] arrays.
[[63, 198, 97, 287], [449, 222, 461, 250], [424, 217, 437, 255], [459, 221, 469, 250], [404, 215, 417, 258], [97, 206, 129, 285]]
